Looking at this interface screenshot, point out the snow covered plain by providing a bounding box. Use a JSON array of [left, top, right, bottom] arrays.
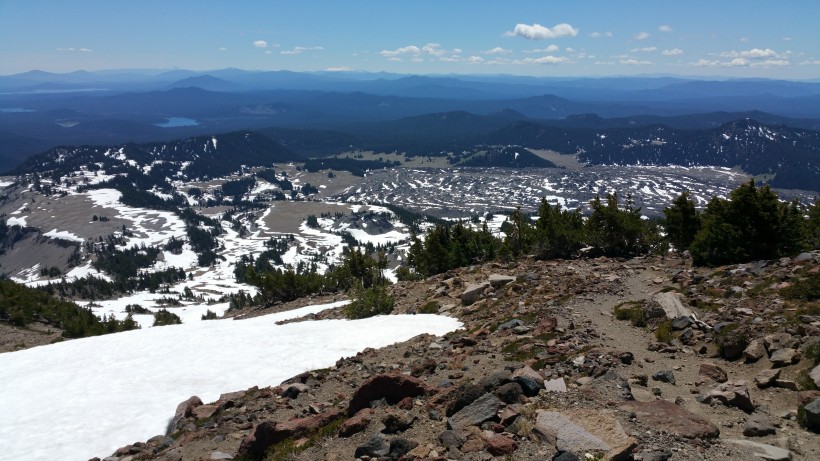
[[0, 301, 462, 461]]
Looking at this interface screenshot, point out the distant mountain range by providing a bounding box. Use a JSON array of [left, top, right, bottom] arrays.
[[2, 68, 819, 190], [11, 114, 820, 192]]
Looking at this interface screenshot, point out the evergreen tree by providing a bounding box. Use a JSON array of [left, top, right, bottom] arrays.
[[663, 191, 701, 252], [586, 193, 651, 257], [532, 198, 586, 259]]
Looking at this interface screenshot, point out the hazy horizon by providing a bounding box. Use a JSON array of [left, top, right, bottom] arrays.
[[1, 0, 818, 79]]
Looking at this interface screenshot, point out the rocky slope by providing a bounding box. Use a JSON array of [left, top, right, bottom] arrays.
[[90, 252, 820, 461]]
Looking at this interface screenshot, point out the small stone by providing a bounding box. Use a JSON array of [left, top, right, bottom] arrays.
[[488, 274, 516, 287], [543, 377, 567, 393], [485, 434, 518, 456], [381, 411, 416, 434], [210, 452, 233, 460], [698, 380, 754, 412], [438, 429, 465, 448], [652, 370, 676, 385], [513, 376, 542, 397]]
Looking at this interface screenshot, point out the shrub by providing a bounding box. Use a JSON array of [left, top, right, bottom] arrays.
[[655, 320, 673, 344], [714, 324, 749, 360], [614, 301, 647, 327], [153, 308, 182, 326], [201, 309, 218, 320], [419, 301, 440, 314], [344, 286, 394, 319]]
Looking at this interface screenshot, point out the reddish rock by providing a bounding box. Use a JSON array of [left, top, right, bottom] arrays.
[[698, 362, 728, 384], [621, 400, 720, 439], [348, 373, 435, 415], [238, 409, 343, 459], [486, 434, 518, 456], [339, 408, 375, 437], [191, 404, 219, 420], [169, 395, 203, 432], [397, 396, 414, 410], [534, 317, 558, 335]]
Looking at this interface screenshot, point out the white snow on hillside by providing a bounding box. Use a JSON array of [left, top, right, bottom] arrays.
[[43, 228, 85, 243], [0, 301, 462, 461]]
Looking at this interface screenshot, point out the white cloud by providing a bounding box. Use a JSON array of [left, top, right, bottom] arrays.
[[218, 47, 227, 51], [662, 48, 683, 56], [565, 47, 575, 52], [56, 47, 92, 52], [781, 36, 792, 41], [590, 31, 613, 38], [467, 56, 485, 63], [726, 58, 749, 67], [800, 59, 820, 65], [633, 31, 650, 40], [691, 59, 720, 67], [519, 55, 570, 65], [482, 46, 512, 55], [79, 48, 92, 52], [758, 59, 790, 67], [630, 47, 657, 53], [504, 23, 578, 40], [281, 46, 324, 55], [739, 36, 750, 42], [379, 43, 461, 62], [325, 66, 353, 72], [620, 58, 652, 65], [720, 48, 778, 59], [253, 40, 268, 48], [523, 44, 559, 53], [659, 25, 673, 33]]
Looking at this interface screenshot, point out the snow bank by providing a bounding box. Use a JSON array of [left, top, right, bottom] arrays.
[[43, 229, 85, 243], [0, 302, 462, 461]]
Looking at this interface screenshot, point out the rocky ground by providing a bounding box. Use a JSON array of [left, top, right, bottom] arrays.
[[78, 251, 819, 461]]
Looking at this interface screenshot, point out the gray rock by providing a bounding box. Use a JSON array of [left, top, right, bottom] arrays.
[[698, 362, 728, 384], [743, 414, 777, 437], [650, 292, 693, 320], [811, 364, 820, 389], [354, 433, 389, 458], [744, 340, 767, 362], [793, 252, 814, 262], [438, 429, 465, 448], [513, 376, 542, 397], [381, 411, 416, 434], [489, 273, 516, 287], [534, 409, 634, 459], [804, 397, 820, 431], [460, 282, 489, 305], [446, 392, 505, 431], [512, 365, 544, 386], [281, 383, 308, 399], [723, 439, 793, 461], [652, 370, 676, 385], [497, 319, 524, 330], [581, 370, 633, 402], [671, 316, 692, 330], [494, 382, 523, 403], [755, 369, 781, 388], [769, 348, 800, 367], [543, 377, 567, 393], [698, 380, 754, 412], [210, 452, 233, 460]]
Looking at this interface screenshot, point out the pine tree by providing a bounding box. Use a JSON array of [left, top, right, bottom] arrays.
[[663, 191, 701, 252]]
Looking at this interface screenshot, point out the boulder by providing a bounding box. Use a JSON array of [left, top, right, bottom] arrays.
[[803, 397, 820, 432], [512, 365, 545, 386], [769, 348, 800, 367], [486, 434, 518, 456], [534, 409, 636, 461], [543, 377, 568, 393], [755, 369, 781, 388], [698, 362, 728, 384], [811, 364, 820, 389], [447, 392, 505, 431], [723, 439, 793, 461], [348, 373, 435, 415], [387, 437, 417, 459], [354, 433, 389, 459], [338, 408, 374, 437], [168, 396, 203, 434], [494, 382, 523, 404], [488, 274, 516, 287], [191, 404, 219, 420], [743, 340, 767, 362], [438, 429, 465, 448], [381, 411, 416, 434], [698, 380, 754, 412], [743, 414, 777, 437], [445, 382, 484, 417], [620, 400, 719, 439], [281, 383, 309, 399], [238, 409, 343, 459], [650, 292, 693, 320], [460, 282, 489, 305], [581, 370, 633, 403]]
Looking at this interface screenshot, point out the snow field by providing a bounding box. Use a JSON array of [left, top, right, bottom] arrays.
[[0, 301, 462, 461]]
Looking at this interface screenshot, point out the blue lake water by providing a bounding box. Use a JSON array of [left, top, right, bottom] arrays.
[[0, 108, 35, 113], [155, 117, 199, 127]]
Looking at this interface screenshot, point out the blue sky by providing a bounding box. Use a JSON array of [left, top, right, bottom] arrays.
[[1, 0, 818, 78]]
